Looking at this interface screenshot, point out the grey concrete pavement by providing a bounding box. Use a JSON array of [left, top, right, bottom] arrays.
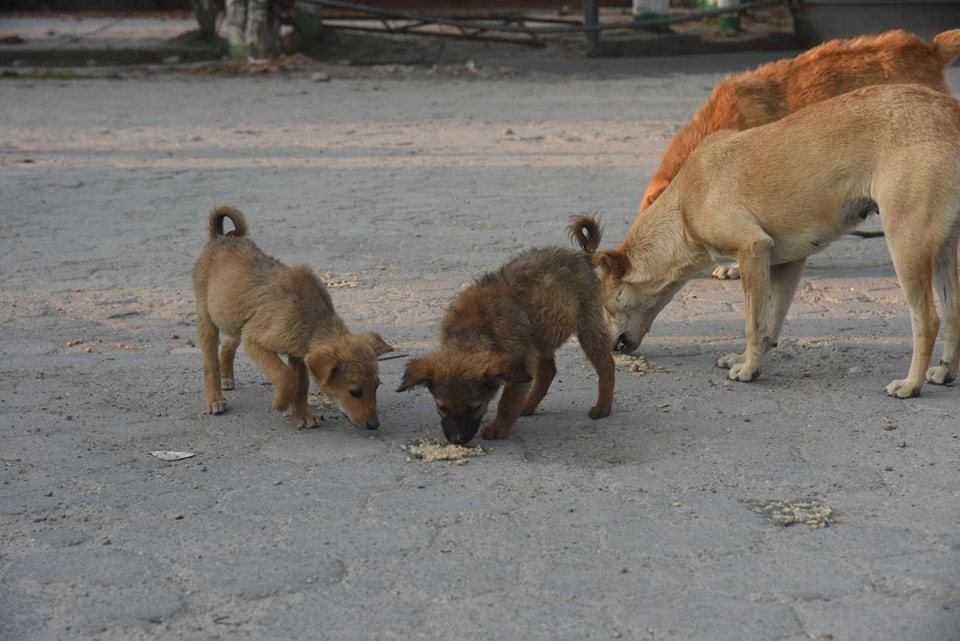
[[2, 61, 960, 640]]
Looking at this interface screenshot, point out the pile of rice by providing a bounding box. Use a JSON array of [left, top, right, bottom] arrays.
[[753, 499, 833, 528], [406, 437, 487, 463]]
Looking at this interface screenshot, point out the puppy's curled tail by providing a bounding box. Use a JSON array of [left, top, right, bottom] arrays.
[[569, 214, 603, 256], [932, 29, 960, 66], [209, 205, 248, 240]]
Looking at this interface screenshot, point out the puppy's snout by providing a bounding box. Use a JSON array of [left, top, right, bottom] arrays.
[[365, 419, 380, 430], [446, 432, 473, 446], [441, 415, 480, 445]]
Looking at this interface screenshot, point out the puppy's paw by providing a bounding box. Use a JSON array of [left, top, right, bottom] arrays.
[[885, 378, 922, 399], [926, 364, 955, 386], [272, 391, 291, 412], [728, 363, 760, 382], [711, 263, 741, 280], [480, 422, 513, 440], [519, 404, 538, 417], [293, 413, 321, 429], [220, 377, 235, 391], [717, 352, 745, 369], [588, 404, 611, 419], [207, 400, 227, 415]]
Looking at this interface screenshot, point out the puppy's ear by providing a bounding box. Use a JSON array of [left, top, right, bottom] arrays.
[[397, 357, 432, 392], [596, 249, 631, 281], [362, 332, 395, 356], [305, 349, 338, 387], [485, 355, 532, 386]]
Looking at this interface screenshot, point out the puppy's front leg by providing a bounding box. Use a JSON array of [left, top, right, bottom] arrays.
[[288, 356, 320, 429], [242, 338, 299, 418], [481, 381, 531, 440], [719, 237, 774, 382]]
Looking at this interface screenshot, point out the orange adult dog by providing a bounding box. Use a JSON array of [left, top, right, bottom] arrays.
[[641, 28, 960, 279], [597, 84, 960, 399]]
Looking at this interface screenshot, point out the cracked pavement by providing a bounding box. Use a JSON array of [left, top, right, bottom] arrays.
[[2, 57, 960, 640]]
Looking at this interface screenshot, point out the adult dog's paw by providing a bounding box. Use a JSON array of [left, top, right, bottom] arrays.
[[717, 352, 745, 369], [885, 378, 922, 398], [711, 263, 741, 280], [925, 364, 955, 386], [728, 363, 760, 382]]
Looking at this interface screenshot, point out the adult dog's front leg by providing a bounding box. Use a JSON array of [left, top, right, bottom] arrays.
[[718, 238, 774, 382]]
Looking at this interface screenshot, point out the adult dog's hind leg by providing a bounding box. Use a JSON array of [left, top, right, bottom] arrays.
[[885, 225, 940, 398], [927, 236, 960, 385], [766, 259, 806, 348]]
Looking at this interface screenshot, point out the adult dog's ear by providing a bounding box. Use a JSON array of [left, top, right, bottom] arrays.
[[397, 357, 432, 392], [485, 354, 532, 386], [595, 249, 630, 281]]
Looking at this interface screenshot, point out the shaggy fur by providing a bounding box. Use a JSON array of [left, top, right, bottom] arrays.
[[398, 216, 614, 444], [192, 206, 393, 428], [641, 29, 960, 214], [597, 84, 960, 399]]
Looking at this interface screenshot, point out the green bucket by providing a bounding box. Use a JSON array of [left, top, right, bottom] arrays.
[[701, 0, 740, 32]]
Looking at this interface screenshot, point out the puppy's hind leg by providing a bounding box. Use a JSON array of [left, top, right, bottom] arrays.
[[219, 334, 240, 390], [927, 236, 960, 386], [576, 308, 615, 419], [521, 355, 557, 416], [197, 306, 227, 414]]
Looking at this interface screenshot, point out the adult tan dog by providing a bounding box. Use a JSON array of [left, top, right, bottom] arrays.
[[193, 206, 394, 428], [597, 84, 960, 399], [640, 28, 960, 279]]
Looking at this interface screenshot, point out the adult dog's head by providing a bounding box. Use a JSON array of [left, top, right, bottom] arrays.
[[595, 248, 687, 354]]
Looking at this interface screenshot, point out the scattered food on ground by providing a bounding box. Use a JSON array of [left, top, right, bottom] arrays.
[[753, 499, 833, 528], [614, 353, 669, 376], [406, 437, 486, 462]]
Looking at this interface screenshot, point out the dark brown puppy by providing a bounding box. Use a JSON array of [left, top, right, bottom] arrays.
[[192, 205, 394, 428], [398, 216, 615, 444]]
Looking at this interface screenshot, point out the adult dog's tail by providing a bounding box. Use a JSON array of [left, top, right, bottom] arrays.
[[569, 214, 603, 256], [208, 205, 248, 240], [933, 29, 960, 66]]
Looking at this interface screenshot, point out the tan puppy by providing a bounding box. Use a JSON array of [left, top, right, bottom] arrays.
[[398, 216, 615, 444], [640, 28, 960, 279], [192, 206, 394, 428], [597, 84, 960, 399]]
